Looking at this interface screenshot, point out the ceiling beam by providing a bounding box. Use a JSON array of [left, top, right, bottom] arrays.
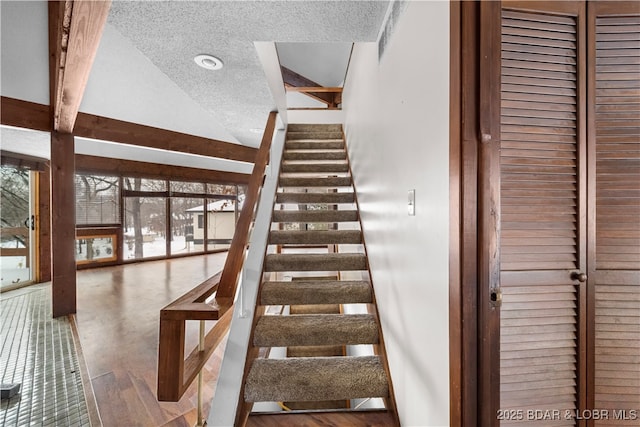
[[75, 154, 250, 185], [281, 66, 336, 106], [0, 97, 258, 164], [286, 87, 343, 93], [0, 97, 51, 132], [49, 0, 112, 133], [74, 112, 257, 163]]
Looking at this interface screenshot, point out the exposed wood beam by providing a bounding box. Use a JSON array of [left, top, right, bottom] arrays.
[[48, 0, 70, 130], [0, 97, 258, 164], [286, 86, 343, 93], [49, 0, 112, 133], [50, 131, 77, 317], [74, 112, 257, 163], [0, 97, 51, 132], [281, 66, 336, 106], [75, 154, 250, 185]]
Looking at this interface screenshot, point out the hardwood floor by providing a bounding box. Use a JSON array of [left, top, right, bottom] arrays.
[[246, 410, 397, 427], [74, 253, 228, 427]]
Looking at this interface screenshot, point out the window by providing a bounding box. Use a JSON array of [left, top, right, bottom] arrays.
[[74, 173, 241, 262], [75, 174, 120, 225], [123, 196, 166, 260], [171, 198, 204, 255]]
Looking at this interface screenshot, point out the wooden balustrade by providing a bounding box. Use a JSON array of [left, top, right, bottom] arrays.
[[285, 85, 343, 109], [0, 227, 30, 267], [157, 111, 277, 402]]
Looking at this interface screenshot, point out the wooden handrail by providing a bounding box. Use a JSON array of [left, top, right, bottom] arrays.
[[0, 226, 28, 238], [157, 111, 277, 402], [0, 227, 30, 265], [217, 111, 277, 298], [283, 83, 342, 109], [286, 86, 343, 93]]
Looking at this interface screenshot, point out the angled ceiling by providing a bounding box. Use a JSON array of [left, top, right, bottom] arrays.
[[1, 0, 390, 169], [104, 0, 390, 146], [278, 41, 353, 109]]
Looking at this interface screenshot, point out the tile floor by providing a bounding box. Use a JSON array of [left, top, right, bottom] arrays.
[[0, 284, 90, 427]]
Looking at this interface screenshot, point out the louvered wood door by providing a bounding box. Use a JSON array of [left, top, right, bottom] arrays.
[[499, 3, 587, 425], [589, 2, 640, 425]]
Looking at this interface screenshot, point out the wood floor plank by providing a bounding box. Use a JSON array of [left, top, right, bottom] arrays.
[[91, 371, 151, 427], [246, 410, 397, 427], [75, 253, 228, 427]]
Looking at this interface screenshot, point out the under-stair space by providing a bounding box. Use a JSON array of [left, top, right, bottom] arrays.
[[237, 123, 398, 426]]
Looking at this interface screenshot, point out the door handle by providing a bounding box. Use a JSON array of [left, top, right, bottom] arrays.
[[490, 288, 502, 307], [570, 271, 587, 282], [24, 215, 35, 231]]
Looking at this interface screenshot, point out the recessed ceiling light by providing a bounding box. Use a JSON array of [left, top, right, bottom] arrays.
[[194, 54, 224, 71]]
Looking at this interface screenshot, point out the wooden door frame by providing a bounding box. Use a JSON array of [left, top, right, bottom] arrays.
[[450, 1, 490, 426], [451, 2, 598, 426]]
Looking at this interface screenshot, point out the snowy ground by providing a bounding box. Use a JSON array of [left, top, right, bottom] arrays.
[[1, 237, 30, 288], [1, 234, 227, 289], [0, 256, 30, 289], [122, 234, 210, 259]]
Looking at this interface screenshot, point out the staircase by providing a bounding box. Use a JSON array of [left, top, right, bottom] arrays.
[[238, 124, 398, 426]]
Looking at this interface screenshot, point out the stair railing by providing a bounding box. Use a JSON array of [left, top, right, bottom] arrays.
[[285, 86, 343, 109], [156, 112, 278, 411], [206, 120, 286, 426]]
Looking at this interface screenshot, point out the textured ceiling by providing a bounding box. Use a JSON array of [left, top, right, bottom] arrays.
[[0, 1, 390, 170], [107, 1, 390, 147]]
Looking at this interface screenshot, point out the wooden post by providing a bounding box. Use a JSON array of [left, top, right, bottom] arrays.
[[50, 131, 77, 317], [38, 167, 52, 282], [157, 316, 186, 401]]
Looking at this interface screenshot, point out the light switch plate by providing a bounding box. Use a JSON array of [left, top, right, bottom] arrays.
[[408, 189, 415, 216]]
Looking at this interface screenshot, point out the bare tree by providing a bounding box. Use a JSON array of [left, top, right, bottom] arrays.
[[76, 174, 119, 259], [124, 177, 144, 258], [1, 166, 30, 247]]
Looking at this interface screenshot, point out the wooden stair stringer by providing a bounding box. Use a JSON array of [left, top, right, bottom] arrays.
[[246, 409, 397, 427], [234, 124, 399, 427]]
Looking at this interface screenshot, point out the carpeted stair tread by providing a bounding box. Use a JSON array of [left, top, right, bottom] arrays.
[[244, 356, 389, 402], [247, 410, 396, 426], [272, 210, 359, 223], [276, 192, 354, 204], [246, 410, 397, 426], [241, 123, 394, 415], [287, 131, 344, 140], [284, 150, 346, 161], [286, 140, 345, 150], [288, 123, 342, 133], [264, 253, 367, 272], [278, 176, 352, 188], [289, 304, 340, 315], [253, 314, 378, 347], [261, 280, 372, 305], [269, 230, 362, 245], [281, 162, 349, 173], [287, 345, 345, 357], [284, 400, 348, 411]]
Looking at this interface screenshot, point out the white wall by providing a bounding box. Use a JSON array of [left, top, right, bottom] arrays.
[[0, 1, 49, 104], [342, 1, 450, 426], [81, 24, 241, 145]]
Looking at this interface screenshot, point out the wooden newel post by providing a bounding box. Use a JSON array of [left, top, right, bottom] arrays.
[[157, 316, 186, 401]]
